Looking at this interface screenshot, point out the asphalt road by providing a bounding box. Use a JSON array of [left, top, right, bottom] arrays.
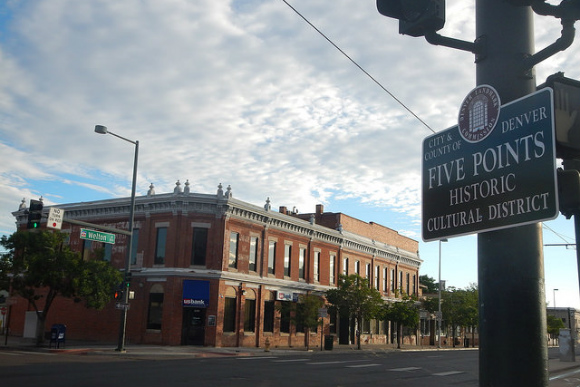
[[1, 346, 577, 387], [1, 348, 479, 387]]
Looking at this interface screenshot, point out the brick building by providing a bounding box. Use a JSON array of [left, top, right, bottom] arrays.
[[9, 182, 421, 348]]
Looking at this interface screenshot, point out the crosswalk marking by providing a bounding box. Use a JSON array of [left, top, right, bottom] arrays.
[[433, 371, 464, 376], [346, 363, 381, 368], [389, 367, 421, 372]]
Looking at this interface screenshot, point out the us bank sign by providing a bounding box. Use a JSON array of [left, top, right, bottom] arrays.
[[422, 86, 558, 241]]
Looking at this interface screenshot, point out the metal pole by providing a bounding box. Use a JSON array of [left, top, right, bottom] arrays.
[[438, 240, 442, 349], [116, 140, 139, 352], [476, 1, 548, 386]]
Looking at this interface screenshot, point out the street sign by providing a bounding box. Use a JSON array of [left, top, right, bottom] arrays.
[[80, 228, 116, 244], [47, 207, 64, 230], [422, 87, 558, 241]]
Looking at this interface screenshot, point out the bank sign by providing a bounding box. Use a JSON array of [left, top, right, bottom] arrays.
[[422, 87, 558, 241]]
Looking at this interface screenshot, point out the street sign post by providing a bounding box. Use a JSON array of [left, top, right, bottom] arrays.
[[422, 87, 558, 241], [47, 207, 64, 230], [80, 228, 116, 244]]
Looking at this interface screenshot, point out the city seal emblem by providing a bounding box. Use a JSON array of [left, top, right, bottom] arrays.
[[457, 85, 501, 143]]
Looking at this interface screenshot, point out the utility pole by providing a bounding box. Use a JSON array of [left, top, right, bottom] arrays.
[[476, 2, 548, 386]]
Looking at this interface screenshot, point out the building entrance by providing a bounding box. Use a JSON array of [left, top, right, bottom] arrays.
[[182, 308, 205, 345]]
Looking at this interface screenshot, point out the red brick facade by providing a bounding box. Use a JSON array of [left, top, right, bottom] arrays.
[[9, 185, 421, 348]]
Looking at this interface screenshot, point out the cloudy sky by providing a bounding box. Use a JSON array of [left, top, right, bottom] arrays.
[[1, 0, 580, 308]]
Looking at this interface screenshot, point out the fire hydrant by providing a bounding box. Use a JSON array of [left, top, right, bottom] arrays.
[[264, 337, 271, 352]]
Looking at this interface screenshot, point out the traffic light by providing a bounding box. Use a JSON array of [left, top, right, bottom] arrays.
[[377, 0, 445, 37], [114, 289, 124, 301], [539, 72, 580, 159], [557, 168, 580, 218], [27, 199, 43, 229]]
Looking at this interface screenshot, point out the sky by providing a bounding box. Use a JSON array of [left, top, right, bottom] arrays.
[[1, 0, 580, 309]]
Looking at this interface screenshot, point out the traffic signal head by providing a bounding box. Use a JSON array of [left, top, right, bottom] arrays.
[[114, 290, 124, 300], [377, 0, 445, 37], [27, 199, 43, 229], [539, 73, 580, 159], [557, 168, 580, 218]]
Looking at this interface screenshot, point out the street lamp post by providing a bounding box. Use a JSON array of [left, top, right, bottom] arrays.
[[437, 238, 447, 349], [554, 289, 559, 309], [94, 125, 139, 353]]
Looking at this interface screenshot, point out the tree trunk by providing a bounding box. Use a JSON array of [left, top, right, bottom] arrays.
[[397, 323, 402, 349], [35, 312, 46, 347]]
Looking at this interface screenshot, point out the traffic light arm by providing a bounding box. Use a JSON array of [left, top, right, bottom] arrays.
[[522, 18, 575, 72], [424, 30, 485, 58]]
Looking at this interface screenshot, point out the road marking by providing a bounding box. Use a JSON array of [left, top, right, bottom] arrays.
[[236, 356, 278, 360], [307, 360, 366, 365], [550, 368, 580, 381], [389, 367, 421, 372], [346, 363, 381, 368], [433, 371, 464, 376], [272, 359, 310, 363]]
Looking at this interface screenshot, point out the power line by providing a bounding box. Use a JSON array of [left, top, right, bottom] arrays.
[[280, 0, 436, 134]]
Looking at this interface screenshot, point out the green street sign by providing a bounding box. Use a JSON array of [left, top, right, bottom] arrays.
[[80, 228, 116, 244]]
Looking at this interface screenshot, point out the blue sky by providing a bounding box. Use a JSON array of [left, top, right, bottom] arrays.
[[1, 0, 580, 309]]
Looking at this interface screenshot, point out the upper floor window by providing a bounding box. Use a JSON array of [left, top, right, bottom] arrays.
[[268, 241, 276, 275], [249, 236, 258, 272], [375, 266, 380, 290], [155, 227, 167, 265], [343, 257, 349, 276], [130, 229, 139, 265], [314, 251, 320, 282], [284, 244, 292, 277], [299, 247, 306, 279], [329, 254, 336, 285], [191, 228, 208, 266], [229, 232, 239, 269]]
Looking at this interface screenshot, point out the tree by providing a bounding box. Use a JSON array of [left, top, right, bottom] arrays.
[[276, 294, 324, 350], [325, 274, 384, 350], [383, 292, 419, 349], [440, 286, 478, 347], [419, 275, 438, 294], [547, 315, 565, 345], [0, 230, 123, 345]]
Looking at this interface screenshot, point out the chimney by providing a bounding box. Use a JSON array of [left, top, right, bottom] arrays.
[[316, 204, 324, 214], [279, 206, 287, 215]]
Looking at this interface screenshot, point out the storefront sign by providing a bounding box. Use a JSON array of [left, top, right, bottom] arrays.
[[182, 280, 210, 308]]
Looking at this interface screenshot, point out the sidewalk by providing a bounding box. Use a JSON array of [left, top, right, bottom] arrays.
[[2, 336, 579, 377]]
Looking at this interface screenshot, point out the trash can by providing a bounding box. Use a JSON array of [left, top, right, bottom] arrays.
[[324, 335, 334, 350], [464, 338, 470, 348], [49, 324, 66, 348]]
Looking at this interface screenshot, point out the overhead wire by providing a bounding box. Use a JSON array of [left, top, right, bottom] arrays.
[[280, 0, 436, 134]]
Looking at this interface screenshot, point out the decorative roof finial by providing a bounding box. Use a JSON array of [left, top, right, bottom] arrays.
[[19, 198, 26, 210], [217, 183, 224, 198], [147, 183, 155, 196], [264, 197, 271, 211], [226, 185, 232, 198], [174, 180, 183, 194], [184, 180, 190, 194]]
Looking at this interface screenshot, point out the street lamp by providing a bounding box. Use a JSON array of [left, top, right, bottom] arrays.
[[437, 238, 448, 349], [94, 124, 139, 353], [554, 289, 559, 309]]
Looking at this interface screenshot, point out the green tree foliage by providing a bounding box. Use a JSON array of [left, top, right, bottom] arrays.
[[0, 230, 123, 345], [276, 294, 324, 350], [325, 274, 384, 350], [440, 285, 478, 347], [547, 314, 565, 342], [419, 275, 438, 294], [383, 292, 419, 349]]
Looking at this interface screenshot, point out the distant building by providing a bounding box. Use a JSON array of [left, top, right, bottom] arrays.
[[9, 183, 421, 347]]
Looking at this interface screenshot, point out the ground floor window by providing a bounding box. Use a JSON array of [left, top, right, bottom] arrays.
[[223, 297, 236, 332], [244, 299, 256, 332], [264, 301, 275, 332], [147, 292, 164, 330]]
